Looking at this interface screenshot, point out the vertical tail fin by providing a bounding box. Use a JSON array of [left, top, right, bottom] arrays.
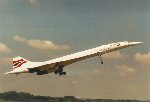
[[13, 56, 29, 69]]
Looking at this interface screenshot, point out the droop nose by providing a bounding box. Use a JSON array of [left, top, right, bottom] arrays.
[[129, 42, 143, 46]]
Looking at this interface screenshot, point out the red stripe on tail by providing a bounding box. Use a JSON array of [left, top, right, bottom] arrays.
[[13, 59, 27, 69]]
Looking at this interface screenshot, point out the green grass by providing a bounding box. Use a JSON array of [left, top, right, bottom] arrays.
[[0, 99, 6, 102], [0, 99, 13, 102]]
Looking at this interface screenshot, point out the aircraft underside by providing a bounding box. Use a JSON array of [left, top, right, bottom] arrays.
[[28, 66, 66, 75]]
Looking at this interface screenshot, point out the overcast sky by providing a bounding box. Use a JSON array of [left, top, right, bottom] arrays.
[[0, 0, 150, 100]]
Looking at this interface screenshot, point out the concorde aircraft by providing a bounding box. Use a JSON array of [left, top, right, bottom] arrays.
[[4, 41, 143, 76]]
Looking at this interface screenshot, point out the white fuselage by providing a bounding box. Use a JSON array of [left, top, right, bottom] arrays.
[[5, 41, 143, 75]]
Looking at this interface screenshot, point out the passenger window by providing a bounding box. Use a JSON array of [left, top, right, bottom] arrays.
[[117, 43, 120, 46]]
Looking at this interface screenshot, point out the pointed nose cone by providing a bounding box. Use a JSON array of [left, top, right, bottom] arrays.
[[129, 42, 143, 46]]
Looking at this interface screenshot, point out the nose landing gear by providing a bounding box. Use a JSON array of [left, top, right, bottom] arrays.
[[98, 55, 103, 64]]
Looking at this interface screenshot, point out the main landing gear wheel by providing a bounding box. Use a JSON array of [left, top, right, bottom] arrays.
[[54, 65, 66, 76], [59, 72, 66, 76]]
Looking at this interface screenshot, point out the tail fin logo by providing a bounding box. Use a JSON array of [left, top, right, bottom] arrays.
[[13, 59, 27, 69]]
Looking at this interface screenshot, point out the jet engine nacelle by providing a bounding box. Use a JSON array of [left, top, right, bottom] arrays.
[[29, 68, 48, 75], [37, 70, 48, 75]]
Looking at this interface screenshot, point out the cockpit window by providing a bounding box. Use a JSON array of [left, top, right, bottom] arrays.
[[110, 43, 117, 46]]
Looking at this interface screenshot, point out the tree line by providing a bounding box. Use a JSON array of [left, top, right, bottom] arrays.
[[0, 91, 148, 102]]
